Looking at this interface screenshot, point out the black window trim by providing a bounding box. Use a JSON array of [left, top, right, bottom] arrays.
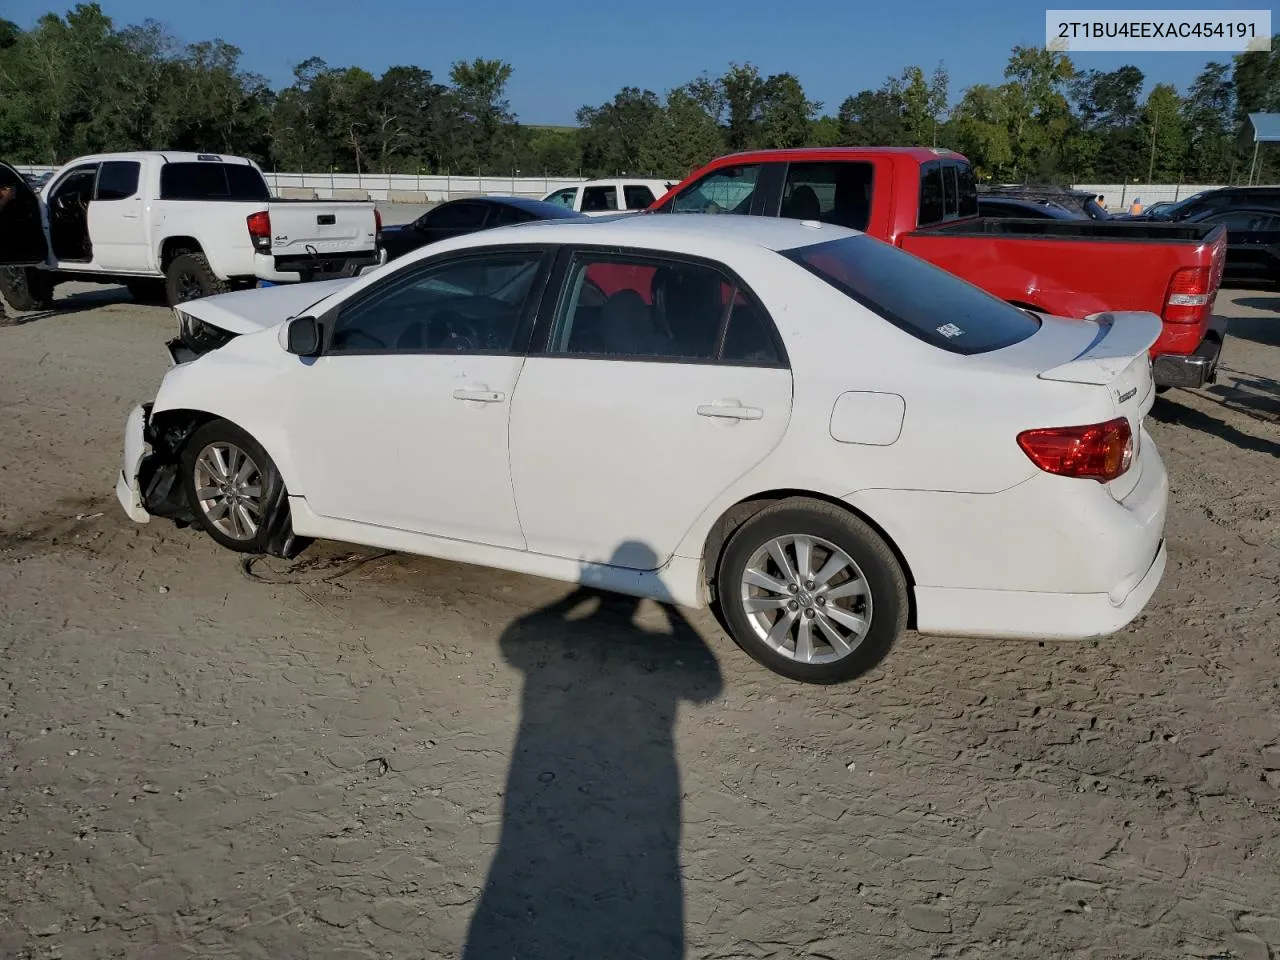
[[314, 243, 557, 359], [526, 244, 791, 370]]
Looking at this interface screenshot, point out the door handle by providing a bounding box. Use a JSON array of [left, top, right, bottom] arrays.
[[697, 402, 763, 420], [453, 388, 505, 403]]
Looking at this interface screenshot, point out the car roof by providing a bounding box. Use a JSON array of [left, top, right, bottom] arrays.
[[436, 195, 587, 218], [423, 211, 859, 255], [708, 146, 965, 165], [580, 177, 676, 187]]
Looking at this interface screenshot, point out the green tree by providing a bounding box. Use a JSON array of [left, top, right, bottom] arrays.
[[447, 58, 517, 174], [639, 86, 724, 176], [758, 72, 820, 149], [1140, 83, 1186, 182], [1181, 62, 1235, 182], [576, 87, 663, 175]]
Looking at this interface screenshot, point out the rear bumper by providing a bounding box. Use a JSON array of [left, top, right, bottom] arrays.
[[847, 424, 1169, 640], [913, 539, 1167, 640], [253, 248, 384, 283], [1151, 314, 1228, 389]]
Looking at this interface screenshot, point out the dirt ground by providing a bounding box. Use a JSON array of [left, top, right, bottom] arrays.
[[1, 282, 1278, 960]]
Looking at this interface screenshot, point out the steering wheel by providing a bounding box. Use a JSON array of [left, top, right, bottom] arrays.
[[428, 311, 483, 351]]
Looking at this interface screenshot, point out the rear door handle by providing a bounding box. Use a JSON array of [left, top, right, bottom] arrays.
[[453, 388, 505, 403], [697, 402, 763, 420]]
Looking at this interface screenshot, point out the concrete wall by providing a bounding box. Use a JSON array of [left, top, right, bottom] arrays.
[[1074, 183, 1237, 211]]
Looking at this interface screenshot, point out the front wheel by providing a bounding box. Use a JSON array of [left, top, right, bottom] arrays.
[[181, 420, 308, 558], [0, 267, 55, 311], [715, 498, 908, 684]]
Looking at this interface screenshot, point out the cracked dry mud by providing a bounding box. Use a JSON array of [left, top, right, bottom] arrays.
[[1, 284, 1278, 960]]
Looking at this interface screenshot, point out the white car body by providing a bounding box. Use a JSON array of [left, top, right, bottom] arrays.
[[114, 215, 1168, 679], [0, 153, 382, 290], [543, 178, 677, 216]]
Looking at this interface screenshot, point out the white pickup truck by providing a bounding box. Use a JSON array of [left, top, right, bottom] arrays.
[[0, 152, 383, 310]]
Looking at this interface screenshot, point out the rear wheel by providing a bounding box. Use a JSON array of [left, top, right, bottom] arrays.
[[0, 267, 55, 311], [715, 498, 908, 684], [181, 420, 307, 557], [165, 253, 229, 306]]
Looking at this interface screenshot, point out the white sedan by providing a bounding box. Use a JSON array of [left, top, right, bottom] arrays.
[[116, 214, 1169, 684]]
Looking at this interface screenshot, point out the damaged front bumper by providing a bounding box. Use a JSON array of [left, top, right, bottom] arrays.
[[115, 402, 196, 526], [116, 403, 153, 523]]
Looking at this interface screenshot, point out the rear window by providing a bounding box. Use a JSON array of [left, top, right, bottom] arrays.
[[159, 162, 270, 201], [782, 235, 1040, 355]]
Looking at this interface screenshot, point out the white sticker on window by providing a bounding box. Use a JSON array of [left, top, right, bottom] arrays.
[[937, 322, 964, 338]]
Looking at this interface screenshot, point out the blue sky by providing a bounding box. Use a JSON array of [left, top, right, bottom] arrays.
[[8, 1, 1259, 124]]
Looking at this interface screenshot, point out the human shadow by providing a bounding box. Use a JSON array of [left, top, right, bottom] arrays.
[[462, 542, 724, 960]]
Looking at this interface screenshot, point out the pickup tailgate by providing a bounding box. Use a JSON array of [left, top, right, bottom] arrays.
[[266, 201, 378, 257]]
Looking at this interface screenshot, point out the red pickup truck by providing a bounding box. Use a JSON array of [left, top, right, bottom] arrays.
[[648, 147, 1228, 390]]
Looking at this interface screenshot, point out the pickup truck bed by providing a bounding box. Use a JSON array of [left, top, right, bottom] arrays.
[[652, 147, 1229, 389]]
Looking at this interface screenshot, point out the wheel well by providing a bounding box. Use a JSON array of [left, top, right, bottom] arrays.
[[160, 237, 203, 272], [700, 489, 918, 628]]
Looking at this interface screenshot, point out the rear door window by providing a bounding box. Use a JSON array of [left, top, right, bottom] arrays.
[[428, 202, 489, 229], [780, 162, 874, 230], [782, 234, 1040, 355], [955, 163, 979, 217], [95, 161, 140, 200], [623, 185, 656, 209], [581, 186, 619, 212], [942, 164, 959, 218], [918, 162, 944, 226]]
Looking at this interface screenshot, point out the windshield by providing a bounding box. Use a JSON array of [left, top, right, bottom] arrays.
[[782, 235, 1040, 355]]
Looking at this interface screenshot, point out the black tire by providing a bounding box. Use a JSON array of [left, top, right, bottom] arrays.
[[181, 419, 306, 557], [165, 252, 229, 306], [126, 279, 169, 305], [715, 498, 909, 684], [0, 266, 55, 311]]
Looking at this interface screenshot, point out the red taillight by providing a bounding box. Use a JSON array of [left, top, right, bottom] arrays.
[[1162, 256, 1220, 325], [246, 211, 271, 253], [1017, 417, 1134, 483], [374, 208, 383, 243]]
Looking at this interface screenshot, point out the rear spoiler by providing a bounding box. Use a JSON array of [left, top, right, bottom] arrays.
[[1038, 311, 1162, 385]]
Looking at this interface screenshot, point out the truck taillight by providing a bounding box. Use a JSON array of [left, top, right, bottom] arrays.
[[1017, 417, 1134, 484], [374, 208, 383, 243], [246, 211, 271, 253], [1162, 265, 1214, 324]]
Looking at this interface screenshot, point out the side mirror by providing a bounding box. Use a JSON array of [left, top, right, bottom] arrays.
[[285, 315, 322, 356]]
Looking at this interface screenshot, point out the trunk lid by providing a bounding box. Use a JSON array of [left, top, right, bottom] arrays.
[[265, 201, 378, 257]]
